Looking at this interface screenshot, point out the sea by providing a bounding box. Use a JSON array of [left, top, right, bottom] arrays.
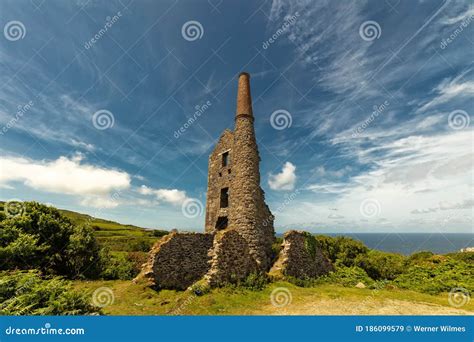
[[290, 233, 473, 255]]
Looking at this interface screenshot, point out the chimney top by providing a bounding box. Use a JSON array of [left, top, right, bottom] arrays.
[[236, 72, 253, 117]]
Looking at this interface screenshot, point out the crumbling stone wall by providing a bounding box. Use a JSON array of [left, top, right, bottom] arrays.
[[205, 129, 234, 233], [136, 232, 214, 290], [205, 229, 258, 286], [270, 230, 333, 279]]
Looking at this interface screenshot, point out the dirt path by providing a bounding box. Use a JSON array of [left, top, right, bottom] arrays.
[[257, 297, 472, 315]]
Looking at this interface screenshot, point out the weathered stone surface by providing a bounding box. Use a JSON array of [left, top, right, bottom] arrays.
[[205, 72, 275, 271], [138, 73, 329, 291], [270, 230, 333, 279], [135, 232, 214, 290], [205, 229, 258, 286], [205, 129, 233, 233]]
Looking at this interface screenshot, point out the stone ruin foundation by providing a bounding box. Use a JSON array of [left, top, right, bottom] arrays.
[[135, 73, 333, 290]]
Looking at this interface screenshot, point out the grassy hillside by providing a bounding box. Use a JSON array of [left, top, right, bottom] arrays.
[[72, 279, 474, 315], [1, 201, 472, 316], [0, 201, 168, 253]]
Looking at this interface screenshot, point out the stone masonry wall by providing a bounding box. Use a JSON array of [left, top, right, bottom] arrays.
[[136, 232, 214, 290], [270, 230, 333, 279], [205, 129, 234, 233], [205, 229, 258, 287]]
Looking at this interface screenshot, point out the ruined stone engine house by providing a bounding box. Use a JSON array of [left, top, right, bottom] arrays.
[[137, 73, 332, 290], [205, 72, 275, 270]]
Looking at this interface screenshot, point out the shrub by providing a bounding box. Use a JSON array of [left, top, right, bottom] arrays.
[[100, 250, 134, 280], [127, 251, 148, 276], [0, 271, 100, 315], [356, 250, 406, 280], [393, 257, 474, 294], [322, 266, 374, 287], [406, 251, 434, 265], [239, 272, 269, 291], [66, 225, 103, 279], [316, 235, 369, 267], [271, 237, 283, 262], [0, 202, 102, 279], [129, 239, 153, 252]]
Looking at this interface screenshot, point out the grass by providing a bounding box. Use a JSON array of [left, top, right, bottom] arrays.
[[17, 203, 169, 253], [72, 279, 474, 315], [3, 201, 472, 315]]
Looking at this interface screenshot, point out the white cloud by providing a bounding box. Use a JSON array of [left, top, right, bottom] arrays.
[[412, 199, 474, 214], [0, 154, 130, 197], [139, 185, 188, 205], [268, 1, 372, 95], [314, 166, 351, 178], [269, 162, 296, 191], [70, 138, 95, 151], [279, 125, 473, 232], [417, 73, 474, 113], [441, 6, 474, 25], [80, 196, 121, 209]]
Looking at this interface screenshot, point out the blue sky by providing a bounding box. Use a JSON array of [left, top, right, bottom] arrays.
[[0, 0, 472, 233]]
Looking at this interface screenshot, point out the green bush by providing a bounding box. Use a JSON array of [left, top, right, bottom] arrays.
[[445, 252, 474, 264], [66, 225, 103, 279], [0, 202, 102, 279], [316, 235, 369, 267], [0, 271, 100, 315], [239, 272, 269, 291], [406, 251, 434, 265], [127, 251, 148, 276], [356, 250, 406, 280], [100, 250, 134, 280], [322, 266, 374, 287], [393, 256, 474, 294], [271, 237, 283, 262]]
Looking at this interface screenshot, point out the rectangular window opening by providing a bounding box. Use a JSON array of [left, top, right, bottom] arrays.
[[222, 152, 229, 167], [215, 216, 228, 230], [220, 187, 229, 208]]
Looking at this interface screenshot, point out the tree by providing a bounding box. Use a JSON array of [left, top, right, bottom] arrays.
[[0, 202, 102, 278]]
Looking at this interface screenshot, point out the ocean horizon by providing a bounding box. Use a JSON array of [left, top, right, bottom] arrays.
[[277, 233, 473, 255]]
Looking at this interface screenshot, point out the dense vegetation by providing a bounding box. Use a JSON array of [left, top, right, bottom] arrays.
[[0, 201, 167, 314], [315, 235, 474, 294], [0, 201, 472, 315], [0, 271, 99, 315]]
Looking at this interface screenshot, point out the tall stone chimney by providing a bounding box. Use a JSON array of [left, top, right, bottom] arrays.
[[229, 72, 274, 270], [236, 72, 253, 118]]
